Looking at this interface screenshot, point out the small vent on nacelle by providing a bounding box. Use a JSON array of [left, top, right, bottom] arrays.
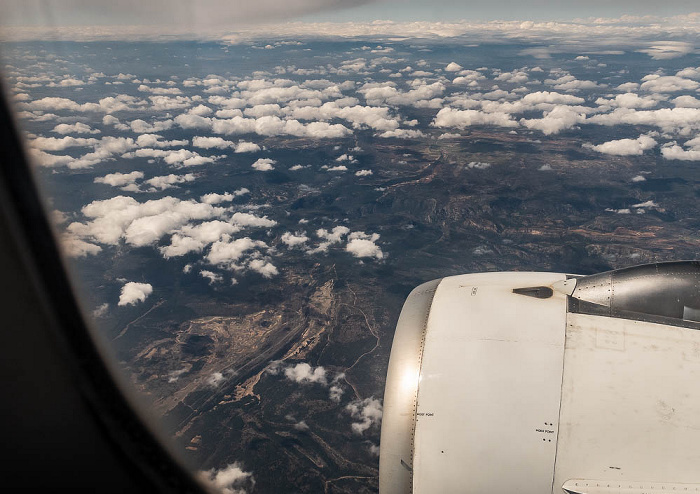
[[513, 286, 554, 299]]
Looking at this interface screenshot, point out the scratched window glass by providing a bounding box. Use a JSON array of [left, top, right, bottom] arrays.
[[1, 1, 698, 493]]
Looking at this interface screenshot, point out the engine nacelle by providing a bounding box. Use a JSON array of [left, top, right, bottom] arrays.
[[379, 262, 700, 494]]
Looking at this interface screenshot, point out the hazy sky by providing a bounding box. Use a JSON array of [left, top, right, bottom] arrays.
[[2, 0, 699, 27]]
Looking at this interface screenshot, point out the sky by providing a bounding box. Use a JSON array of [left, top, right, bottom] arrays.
[[2, 0, 699, 28]]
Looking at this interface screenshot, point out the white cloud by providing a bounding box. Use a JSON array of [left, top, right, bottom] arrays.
[[583, 134, 657, 156], [252, 158, 275, 171], [52, 122, 100, 134], [292, 421, 309, 431], [521, 91, 584, 105], [188, 104, 213, 116], [596, 92, 660, 109], [661, 141, 700, 161], [68, 196, 226, 247], [520, 105, 586, 135], [206, 237, 268, 269], [355, 169, 373, 176], [378, 128, 424, 139], [94, 171, 144, 189], [30, 136, 99, 151], [200, 192, 234, 204], [234, 141, 261, 153], [345, 397, 382, 435], [192, 136, 234, 149], [118, 281, 153, 306], [138, 84, 182, 95], [546, 74, 605, 92], [639, 41, 694, 60], [325, 165, 347, 171], [445, 62, 463, 72], [467, 161, 491, 169], [359, 82, 445, 108], [160, 220, 241, 257], [672, 95, 700, 108], [248, 258, 279, 278], [433, 107, 518, 129], [346, 232, 384, 259], [123, 147, 220, 167], [144, 173, 197, 191], [587, 107, 700, 134], [284, 363, 327, 385], [231, 212, 276, 228], [200, 270, 223, 285], [198, 463, 254, 494], [281, 232, 309, 247], [640, 75, 699, 93], [632, 200, 659, 209], [60, 233, 102, 258], [93, 303, 109, 318]]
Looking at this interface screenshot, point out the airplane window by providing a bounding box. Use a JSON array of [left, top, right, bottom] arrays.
[[1, 2, 698, 493]]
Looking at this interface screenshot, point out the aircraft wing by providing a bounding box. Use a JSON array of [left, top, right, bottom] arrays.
[[379, 262, 700, 494]]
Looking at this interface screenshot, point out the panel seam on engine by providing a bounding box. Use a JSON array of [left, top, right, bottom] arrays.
[[408, 280, 440, 493]]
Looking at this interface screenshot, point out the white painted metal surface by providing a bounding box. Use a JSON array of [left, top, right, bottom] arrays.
[[380, 267, 700, 494], [412, 272, 567, 494], [562, 479, 700, 494], [379, 279, 441, 494], [553, 314, 700, 489]]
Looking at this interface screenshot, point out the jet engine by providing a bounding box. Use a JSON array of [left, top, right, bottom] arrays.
[[379, 261, 700, 494]]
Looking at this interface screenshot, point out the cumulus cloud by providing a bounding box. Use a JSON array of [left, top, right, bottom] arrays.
[[94, 171, 144, 190], [192, 136, 234, 149], [467, 161, 491, 169], [198, 463, 255, 494], [583, 134, 657, 156], [355, 169, 373, 176], [520, 105, 586, 135], [345, 232, 384, 259], [596, 92, 660, 109], [325, 165, 347, 171], [200, 192, 234, 204], [284, 363, 327, 385], [60, 233, 102, 258], [640, 75, 699, 93], [672, 95, 700, 108], [30, 136, 99, 151], [118, 281, 153, 306], [52, 122, 100, 134], [345, 397, 382, 435], [206, 237, 269, 269], [231, 212, 277, 228], [639, 41, 694, 60], [160, 220, 241, 257], [200, 270, 223, 284], [359, 81, 445, 108], [30, 136, 138, 169], [433, 107, 518, 129], [661, 140, 700, 160], [545, 74, 606, 92], [234, 141, 261, 153], [144, 173, 197, 191], [251, 158, 275, 171], [248, 258, 279, 278], [281, 232, 309, 247], [123, 147, 220, 167], [308, 226, 350, 254], [378, 128, 424, 139], [67, 196, 226, 247]]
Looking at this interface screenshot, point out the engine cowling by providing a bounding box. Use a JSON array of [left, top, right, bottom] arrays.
[[380, 262, 700, 494]]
